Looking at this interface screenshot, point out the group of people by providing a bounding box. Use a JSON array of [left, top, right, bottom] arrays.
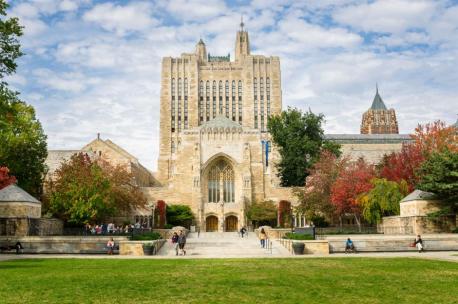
[[171, 230, 187, 256], [85, 222, 147, 235]]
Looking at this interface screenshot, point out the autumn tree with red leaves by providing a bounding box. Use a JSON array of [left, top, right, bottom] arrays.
[[0, 166, 16, 190], [330, 158, 375, 230], [156, 200, 166, 228], [411, 120, 458, 156], [278, 200, 292, 228], [378, 144, 424, 192], [296, 150, 349, 222]]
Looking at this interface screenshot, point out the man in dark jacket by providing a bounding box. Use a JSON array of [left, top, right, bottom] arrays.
[[178, 230, 187, 256]]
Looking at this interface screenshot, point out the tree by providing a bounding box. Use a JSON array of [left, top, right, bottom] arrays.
[[378, 143, 424, 192], [246, 200, 277, 227], [0, 0, 23, 80], [0, 3, 47, 198], [358, 178, 409, 224], [278, 200, 291, 228], [295, 150, 348, 222], [330, 158, 375, 230], [268, 107, 341, 187], [417, 149, 458, 213], [411, 120, 458, 156], [45, 153, 147, 225], [166, 205, 194, 228], [0, 166, 16, 189]]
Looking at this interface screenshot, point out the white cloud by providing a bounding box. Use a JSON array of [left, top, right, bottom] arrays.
[[83, 2, 158, 35], [165, 0, 227, 20], [9, 0, 458, 170], [333, 0, 436, 33]]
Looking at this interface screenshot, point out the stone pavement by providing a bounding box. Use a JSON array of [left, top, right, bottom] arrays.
[[157, 232, 291, 257]]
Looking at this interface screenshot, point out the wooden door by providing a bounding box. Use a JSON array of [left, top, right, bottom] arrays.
[[206, 216, 218, 232], [225, 216, 238, 232]]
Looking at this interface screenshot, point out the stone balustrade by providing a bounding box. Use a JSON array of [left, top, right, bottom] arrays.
[[278, 239, 330, 255]]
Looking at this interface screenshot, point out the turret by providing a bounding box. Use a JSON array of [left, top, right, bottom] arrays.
[[235, 17, 250, 62], [195, 39, 207, 63]]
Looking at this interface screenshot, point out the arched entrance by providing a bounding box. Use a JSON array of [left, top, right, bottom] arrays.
[[225, 215, 238, 232], [206, 215, 218, 232]]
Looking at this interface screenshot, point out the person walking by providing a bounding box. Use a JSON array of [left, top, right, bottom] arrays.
[[240, 227, 246, 238], [415, 235, 424, 253], [171, 232, 179, 255], [178, 230, 187, 256], [259, 228, 267, 248]]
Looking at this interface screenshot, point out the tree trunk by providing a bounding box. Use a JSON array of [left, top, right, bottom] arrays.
[[354, 214, 361, 232]]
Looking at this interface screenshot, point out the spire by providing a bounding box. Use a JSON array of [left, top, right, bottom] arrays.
[[370, 84, 387, 110], [240, 15, 244, 32]]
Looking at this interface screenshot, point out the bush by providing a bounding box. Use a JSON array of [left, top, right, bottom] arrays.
[[164, 223, 174, 229], [452, 227, 458, 233], [130, 232, 162, 241], [283, 233, 314, 240], [311, 216, 329, 228], [166, 205, 194, 228]]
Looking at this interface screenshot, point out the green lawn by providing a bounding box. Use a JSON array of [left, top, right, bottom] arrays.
[[0, 258, 457, 304]]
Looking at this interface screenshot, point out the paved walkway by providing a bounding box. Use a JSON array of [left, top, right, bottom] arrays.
[[157, 232, 291, 257], [1, 251, 457, 262]]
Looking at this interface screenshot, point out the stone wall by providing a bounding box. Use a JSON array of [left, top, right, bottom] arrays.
[[119, 239, 166, 256], [278, 239, 329, 255], [0, 236, 128, 254], [381, 215, 456, 235], [0, 202, 41, 218], [320, 234, 458, 253]]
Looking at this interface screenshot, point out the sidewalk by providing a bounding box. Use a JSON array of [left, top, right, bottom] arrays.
[[1, 251, 457, 262]]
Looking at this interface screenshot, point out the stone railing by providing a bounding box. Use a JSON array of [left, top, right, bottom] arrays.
[[278, 239, 330, 255]]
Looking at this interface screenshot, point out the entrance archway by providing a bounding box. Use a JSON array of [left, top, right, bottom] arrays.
[[225, 215, 238, 232], [206, 215, 218, 232]]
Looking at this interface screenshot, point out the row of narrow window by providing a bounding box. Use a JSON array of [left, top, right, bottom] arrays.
[[171, 78, 188, 132], [198, 80, 243, 125], [253, 77, 271, 131]]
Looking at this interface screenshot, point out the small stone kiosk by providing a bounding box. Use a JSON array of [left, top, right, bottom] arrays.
[[381, 190, 456, 234], [0, 184, 42, 236]]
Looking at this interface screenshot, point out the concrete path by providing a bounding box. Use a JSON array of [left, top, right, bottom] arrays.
[[1, 251, 457, 262], [157, 232, 291, 258]]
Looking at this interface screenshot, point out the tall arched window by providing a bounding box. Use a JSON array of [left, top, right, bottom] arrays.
[[206, 81, 210, 121], [238, 80, 242, 123], [232, 80, 236, 121], [184, 78, 188, 129], [225, 80, 229, 118], [207, 159, 235, 203], [199, 80, 204, 124], [212, 80, 217, 118], [218, 80, 223, 114]]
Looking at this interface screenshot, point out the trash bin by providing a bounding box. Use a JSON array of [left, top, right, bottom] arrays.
[[292, 242, 305, 255]]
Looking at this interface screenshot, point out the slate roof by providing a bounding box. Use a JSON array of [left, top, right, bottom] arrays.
[[0, 184, 40, 204], [370, 86, 388, 110], [325, 134, 411, 144], [200, 115, 243, 130], [400, 189, 437, 203]]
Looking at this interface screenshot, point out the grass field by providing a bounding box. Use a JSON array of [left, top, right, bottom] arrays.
[[0, 258, 457, 304]]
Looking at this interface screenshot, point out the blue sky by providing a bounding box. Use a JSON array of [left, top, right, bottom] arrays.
[[6, 0, 458, 170]]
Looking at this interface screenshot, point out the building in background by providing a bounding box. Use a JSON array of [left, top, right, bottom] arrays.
[[361, 86, 399, 134]]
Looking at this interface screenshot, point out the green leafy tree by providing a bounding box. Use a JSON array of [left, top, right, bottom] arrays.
[[358, 178, 409, 224], [246, 200, 277, 227], [0, 2, 47, 198], [0, 0, 23, 80], [166, 204, 194, 228], [45, 153, 147, 225], [417, 149, 458, 213], [268, 107, 340, 186]]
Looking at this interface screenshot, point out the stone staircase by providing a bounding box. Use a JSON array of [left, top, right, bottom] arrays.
[[157, 232, 291, 257]]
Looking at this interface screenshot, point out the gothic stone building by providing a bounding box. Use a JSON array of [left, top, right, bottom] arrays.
[[361, 86, 399, 134], [145, 25, 293, 232]]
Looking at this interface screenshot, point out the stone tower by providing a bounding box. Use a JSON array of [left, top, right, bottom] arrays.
[[361, 86, 399, 134]]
